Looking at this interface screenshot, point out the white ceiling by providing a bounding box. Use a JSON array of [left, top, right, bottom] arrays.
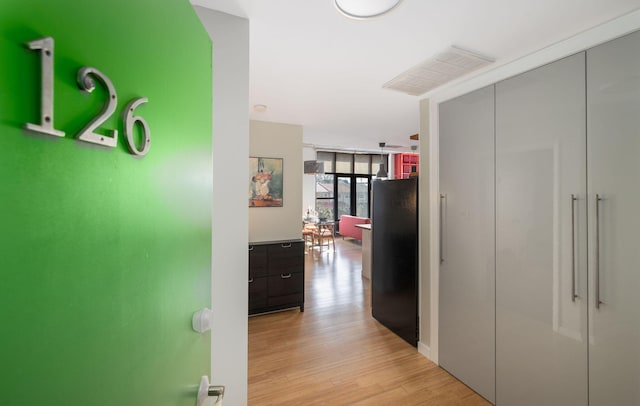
[[192, 0, 640, 153]]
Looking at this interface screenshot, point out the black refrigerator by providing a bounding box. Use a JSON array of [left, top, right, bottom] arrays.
[[371, 177, 418, 347]]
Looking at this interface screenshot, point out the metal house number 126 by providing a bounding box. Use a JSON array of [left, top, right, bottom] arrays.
[[25, 37, 151, 157]]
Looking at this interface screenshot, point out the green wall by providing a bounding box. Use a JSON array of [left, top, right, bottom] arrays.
[[0, 1, 212, 404]]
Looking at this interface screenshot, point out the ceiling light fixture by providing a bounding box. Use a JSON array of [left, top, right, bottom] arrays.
[[334, 0, 403, 20]]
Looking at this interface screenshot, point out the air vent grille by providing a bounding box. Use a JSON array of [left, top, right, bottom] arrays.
[[304, 160, 325, 174], [383, 46, 494, 96]]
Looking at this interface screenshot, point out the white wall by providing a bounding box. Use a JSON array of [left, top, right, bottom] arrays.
[[417, 98, 432, 360], [302, 146, 316, 216], [421, 9, 640, 364], [249, 120, 303, 242], [192, 6, 249, 405]]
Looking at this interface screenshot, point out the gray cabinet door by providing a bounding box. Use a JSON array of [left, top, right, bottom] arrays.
[[587, 30, 640, 406], [439, 85, 495, 403], [495, 53, 588, 405]]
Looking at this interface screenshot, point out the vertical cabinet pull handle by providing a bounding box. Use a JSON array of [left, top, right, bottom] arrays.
[[249, 277, 254, 283], [571, 194, 578, 301], [596, 194, 603, 309], [249, 245, 254, 251], [440, 194, 446, 264]]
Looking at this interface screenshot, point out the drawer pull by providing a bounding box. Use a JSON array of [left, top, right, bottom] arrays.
[[281, 273, 292, 279], [281, 243, 292, 248], [249, 245, 254, 251], [249, 277, 254, 283]]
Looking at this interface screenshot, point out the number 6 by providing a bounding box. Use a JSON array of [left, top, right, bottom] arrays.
[[123, 97, 151, 157]]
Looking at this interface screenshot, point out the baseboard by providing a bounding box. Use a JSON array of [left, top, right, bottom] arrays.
[[418, 341, 432, 361]]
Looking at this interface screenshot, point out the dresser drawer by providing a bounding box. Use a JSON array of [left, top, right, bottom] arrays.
[[249, 297, 267, 312], [249, 244, 268, 277], [249, 275, 267, 297], [248, 276, 267, 312], [267, 242, 304, 274], [267, 272, 303, 297], [267, 293, 304, 308], [249, 240, 305, 315]]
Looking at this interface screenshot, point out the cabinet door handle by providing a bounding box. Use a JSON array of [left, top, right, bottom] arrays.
[[439, 193, 446, 264], [249, 277, 254, 283], [249, 245, 254, 251], [281, 273, 292, 279], [281, 243, 292, 248], [595, 194, 604, 309], [571, 194, 578, 301]]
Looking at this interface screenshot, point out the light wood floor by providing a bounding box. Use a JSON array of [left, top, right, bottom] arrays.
[[248, 238, 490, 405]]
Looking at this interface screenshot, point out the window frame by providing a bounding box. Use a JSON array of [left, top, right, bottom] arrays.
[[314, 152, 388, 223]]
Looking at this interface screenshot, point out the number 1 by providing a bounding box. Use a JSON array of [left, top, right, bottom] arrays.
[[25, 37, 65, 138]]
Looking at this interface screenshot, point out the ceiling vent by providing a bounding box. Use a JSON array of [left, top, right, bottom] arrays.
[[383, 46, 494, 96]]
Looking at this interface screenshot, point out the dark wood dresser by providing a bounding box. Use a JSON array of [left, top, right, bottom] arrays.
[[248, 239, 305, 315]]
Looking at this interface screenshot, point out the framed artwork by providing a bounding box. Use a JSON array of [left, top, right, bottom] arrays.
[[249, 157, 283, 207]]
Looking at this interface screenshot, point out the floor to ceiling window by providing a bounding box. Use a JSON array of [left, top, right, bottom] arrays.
[[315, 173, 335, 220], [315, 151, 388, 227]]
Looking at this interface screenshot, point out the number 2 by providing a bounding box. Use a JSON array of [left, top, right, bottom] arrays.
[[76, 67, 118, 147]]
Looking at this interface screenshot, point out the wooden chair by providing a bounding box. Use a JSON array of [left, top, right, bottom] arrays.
[[314, 223, 335, 251], [302, 223, 316, 251]]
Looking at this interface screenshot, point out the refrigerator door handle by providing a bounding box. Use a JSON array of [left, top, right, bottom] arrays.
[[571, 194, 578, 301], [596, 194, 603, 309], [440, 193, 446, 264]]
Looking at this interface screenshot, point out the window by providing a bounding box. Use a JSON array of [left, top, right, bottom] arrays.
[[314, 152, 388, 224], [371, 154, 385, 176], [317, 151, 335, 173], [355, 177, 369, 217], [315, 174, 334, 219], [335, 153, 353, 173], [337, 176, 352, 218], [354, 154, 370, 174]]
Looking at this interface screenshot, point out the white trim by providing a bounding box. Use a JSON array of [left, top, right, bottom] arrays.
[[423, 9, 640, 364], [418, 341, 432, 360], [428, 99, 439, 366], [192, 7, 250, 406]]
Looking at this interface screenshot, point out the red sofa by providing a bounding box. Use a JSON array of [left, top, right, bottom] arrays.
[[339, 215, 371, 241]]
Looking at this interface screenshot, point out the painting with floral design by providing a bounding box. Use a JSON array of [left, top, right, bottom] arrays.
[[249, 157, 283, 207]]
